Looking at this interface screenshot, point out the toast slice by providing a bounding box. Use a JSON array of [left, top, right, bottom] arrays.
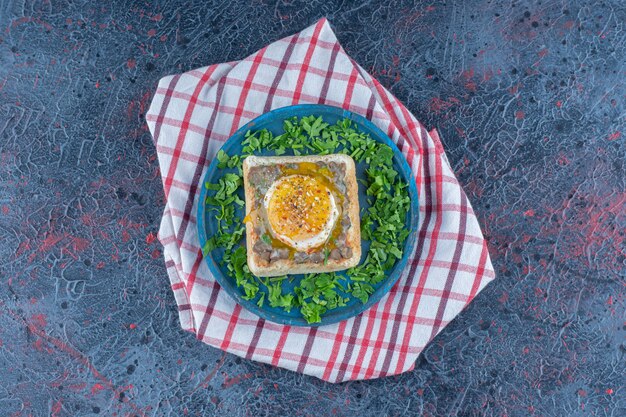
[[242, 154, 361, 277]]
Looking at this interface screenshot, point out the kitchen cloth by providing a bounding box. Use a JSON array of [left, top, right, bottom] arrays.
[[146, 18, 495, 383]]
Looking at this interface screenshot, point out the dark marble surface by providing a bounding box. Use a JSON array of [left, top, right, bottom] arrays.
[[1, 0, 624, 416]]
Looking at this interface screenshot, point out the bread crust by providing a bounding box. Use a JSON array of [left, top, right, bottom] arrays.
[[243, 154, 361, 277]]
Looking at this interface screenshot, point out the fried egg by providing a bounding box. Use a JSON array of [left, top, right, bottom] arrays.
[[263, 174, 339, 251]]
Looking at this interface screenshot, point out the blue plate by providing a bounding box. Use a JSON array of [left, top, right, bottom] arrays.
[[197, 104, 419, 326]]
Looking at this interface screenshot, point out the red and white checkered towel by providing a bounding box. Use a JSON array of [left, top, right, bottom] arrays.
[[146, 18, 495, 383]]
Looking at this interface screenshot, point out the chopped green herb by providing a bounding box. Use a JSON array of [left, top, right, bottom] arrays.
[[267, 280, 295, 312], [349, 282, 375, 304], [202, 237, 216, 256], [256, 292, 265, 307], [216, 149, 229, 168]]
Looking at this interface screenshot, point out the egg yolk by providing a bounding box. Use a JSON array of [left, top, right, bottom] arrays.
[[266, 175, 334, 243]]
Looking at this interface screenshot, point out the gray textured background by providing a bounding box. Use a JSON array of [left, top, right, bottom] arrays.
[[0, 0, 624, 416]]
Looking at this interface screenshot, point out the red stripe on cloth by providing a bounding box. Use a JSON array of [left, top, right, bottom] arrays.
[[395, 284, 472, 303], [341, 67, 359, 110], [154, 88, 211, 108], [436, 232, 484, 245], [151, 74, 182, 146], [147, 111, 253, 137], [200, 336, 335, 368], [156, 144, 209, 165], [146, 114, 209, 135], [317, 42, 341, 104], [372, 310, 449, 329], [188, 306, 311, 334], [163, 66, 218, 197], [186, 248, 206, 299], [417, 258, 495, 277], [190, 303, 448, 332], [296, 327, 318, 373], [392, 124, 445, 375], [230, 46, 269, 134], [165, 238, 202, 254], [149, 92, 388, 137], [271, 325, 292, 366], [404, 225, 485, 246], [220, 303, 243, 350], [421, 203, 468, 212], [156, 64, 370, 105], [221, 290, 245, 350], [365, 94, 376, 120], [428, 188, 468, 341], [163, 177, 196, 193], [334, 314, 363, 381], [348, 305, 380, 380], [163, 207, 197, 224], [321, 320, 347, 381], [189, 274, 220, 289], [275, 29, 337, 50], [291, 19, 325, 104], [156, 63, 371, 105], [176, 77, 227, 246], [263, 32, 300, 113], [195, 273, 222, 341], [363, 303, 394, 379], [467, 241, 489, 302], [245, 319, 266, 360], [184, 62, 237, 80], [164, 252, 189, 290], [258, 56, 356, 80]]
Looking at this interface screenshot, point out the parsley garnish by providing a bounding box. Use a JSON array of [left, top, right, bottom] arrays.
[[203, 116, 410, 324]]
